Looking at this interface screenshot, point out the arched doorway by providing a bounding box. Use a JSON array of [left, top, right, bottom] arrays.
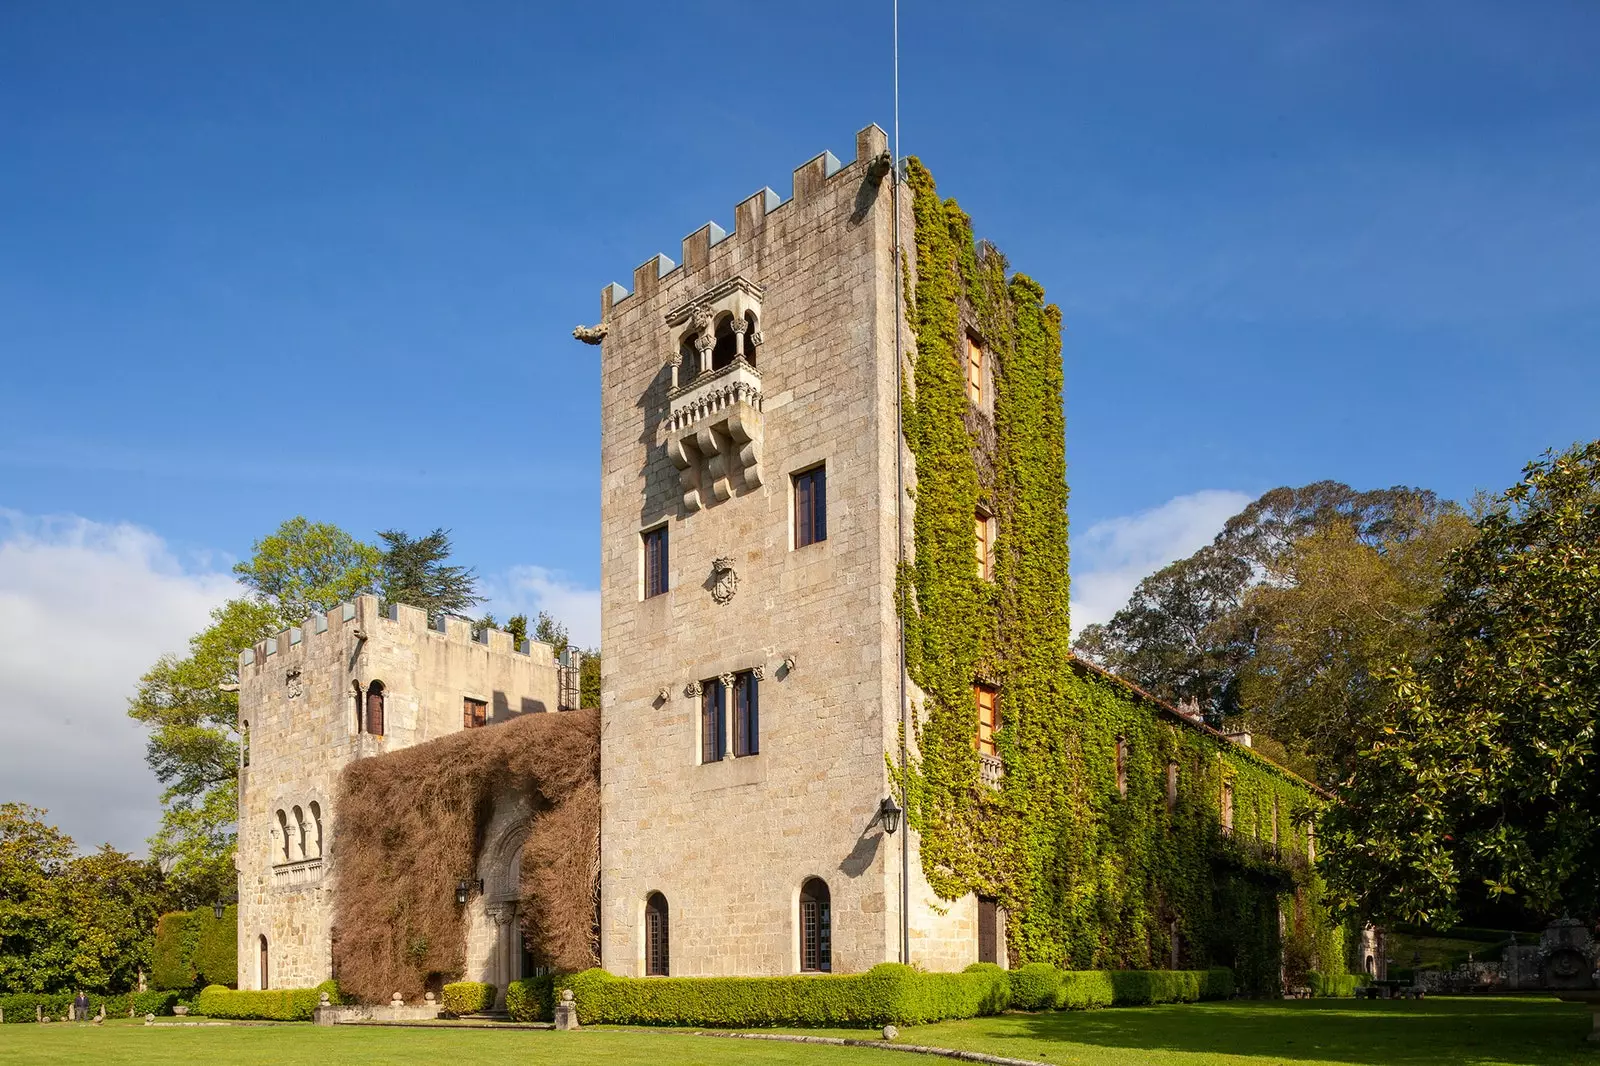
[[645, 892, 670, 976], [258, 935, 270, 990]]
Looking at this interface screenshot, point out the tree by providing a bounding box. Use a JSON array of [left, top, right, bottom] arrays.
[[1322, 441, 1600, 927], [1073, 482, 1464, 781], [130, 518, 382, 906], [377, 528, 480, 616], [531, 611, 569, 659], [0, 804, 74, 991], [231, 517, 381, 623]]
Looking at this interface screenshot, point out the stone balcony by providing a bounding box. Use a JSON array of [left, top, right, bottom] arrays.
[[272, 856, 324, 887], [979, 753, 1004, 789], [667, 357, 764, 512]]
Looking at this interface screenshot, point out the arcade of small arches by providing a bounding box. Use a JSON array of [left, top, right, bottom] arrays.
[[271, 801, 324, 870], [669, 302, 763, 390]]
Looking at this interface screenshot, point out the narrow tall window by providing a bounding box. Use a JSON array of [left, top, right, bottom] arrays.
[[259, 936, 270, 990], [732, 670, 759, 757], [1115, 738, 1128, 797], [644, 893, 669, 976], [978, 897, 1000, 965], [463, 697, 488, 729], [800, 878, 832, 972], [365, 680, 386, 736], [965, 334, 984, 405], [701, 678, 726, 763], [1221, 781, 1235, 835], [275, 809, 290, 863], [794, 465, 827, 548], [1166, 761, 1179, 813], [353, 682, 364, 733], [975, 510, 994, 580], [1307, 820, 1316, 862], [309, 801, 323, 859], [973, 684, 999, 757], [1272, 796, 1281, 847], [242, 721, 250, 768], [291, 805, 307, 861], [643, 526, 669, 598]]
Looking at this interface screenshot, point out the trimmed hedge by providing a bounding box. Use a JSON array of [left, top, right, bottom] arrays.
[[1008, 966, 1234, 1012], [506, 975, 556, 1022], [557, 963, 1010, 1028], [151, 906, 237, 991], [0, 990, 179, 1022], [1307, 971, 1367, 997], [193, 980, 341, 1021], [441, 981, 496, 1016]]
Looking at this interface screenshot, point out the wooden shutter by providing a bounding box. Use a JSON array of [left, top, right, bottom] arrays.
[[366, 687, 384, 736], [974, 685, 998, 756], [978, 898, 998, 964], [734, 671, 758, 756], [644, 527, 668, 598], [966, 336, 983, 404], [464, 698, 487, 729], [701, 681, 724, 763]]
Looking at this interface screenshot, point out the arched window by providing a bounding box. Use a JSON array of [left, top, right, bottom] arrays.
[[711, 313, 737, 370], [644, 892, 669, 976], [309, 801, 323, 859], [275, 809, 291, 864], [242, 721, 250, 768], [366, 681, 386, 736], [799, 878, 832, 972], [679, 333, 701, 383], [744, 311, 759, 367], [291, 805, 307, 861], [259, 935, 270, 990], [353, 682, 364, 733]]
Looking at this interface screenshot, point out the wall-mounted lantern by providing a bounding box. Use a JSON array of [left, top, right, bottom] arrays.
[[879, 795, 903, 836], [455, 878, 484, 906]]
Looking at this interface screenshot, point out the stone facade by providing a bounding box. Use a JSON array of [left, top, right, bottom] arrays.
[[596, 124, 983, 977], [235, 594, 562, 990]]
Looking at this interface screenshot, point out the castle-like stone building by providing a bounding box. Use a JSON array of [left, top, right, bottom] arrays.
[[236, 124, 1329, 996]]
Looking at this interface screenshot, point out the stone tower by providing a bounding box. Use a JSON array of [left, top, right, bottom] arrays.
[[234, 595, 564, 990], [597, 125, 985, 977]]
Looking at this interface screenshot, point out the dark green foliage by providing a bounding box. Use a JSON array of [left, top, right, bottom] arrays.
[[149, 912, 197, 991], [441, 981, 496, 1016], [505, 974, 556, 1022], [191, 906, 237, 987], [193, 979, 340, 1021], [561, 963, 1010, 1028], [149, 906, 235, 991], [1007, 966, 1232, 1011], [1006, 962, 1061, 1011], [0, 990, 180, 1022], [377, 528, 480, 616], [894, 161, 1343, 993], [1306, 971, 1367, 997]]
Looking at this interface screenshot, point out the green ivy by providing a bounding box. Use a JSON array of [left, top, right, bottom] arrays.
[[895, 160, 1347, 995]]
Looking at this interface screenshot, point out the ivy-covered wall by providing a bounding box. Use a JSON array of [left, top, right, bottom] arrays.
[[895, 159, 1345, 995]]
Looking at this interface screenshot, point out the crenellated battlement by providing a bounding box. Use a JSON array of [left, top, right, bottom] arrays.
[[238, 594, 557, 670], [598, 125, 890, 318]]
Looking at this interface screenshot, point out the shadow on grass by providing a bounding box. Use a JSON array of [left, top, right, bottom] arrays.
[[989, 997, 1595, 1066]]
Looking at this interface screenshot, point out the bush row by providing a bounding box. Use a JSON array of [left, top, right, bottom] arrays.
[[510, 963, 1008, 1027], [193, 980, 341, 1021], [1306, 971, 1368, 997], [1008, 964, 1233, 1011], [441, 981, 497, 1016], [0, 990, 179, 1023]]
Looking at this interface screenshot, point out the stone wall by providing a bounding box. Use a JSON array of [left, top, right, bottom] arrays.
[[236, 594, 562, 990], [596, 124, 981, 977]]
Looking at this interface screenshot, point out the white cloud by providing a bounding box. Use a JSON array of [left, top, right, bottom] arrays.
[[0, 511, 239, 854], [485, 565, 601, 651], [1070, 490, 1252, 637]]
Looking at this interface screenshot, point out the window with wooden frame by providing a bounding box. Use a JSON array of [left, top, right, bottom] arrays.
[[700, 678, 727, 763], [793, 465, 827, 548], [1115, 737, 1128, 797], [365, 680, 386, 736], [964, 333, 984, 405], [463, 697, 488, 729], [975, 509, 994, 580], [642, 526, 669, 598], [732, 670, 759, 757], [973, 684, 999, 757], [799, 878, 832, 972], [644, 892, 669, 976], [978, 897, 1001, 964]]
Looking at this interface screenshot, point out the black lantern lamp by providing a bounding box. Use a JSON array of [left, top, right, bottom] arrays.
[[455, 878, 484, 906], [879, 794, 903, 836], [212, 894, 237, 920]]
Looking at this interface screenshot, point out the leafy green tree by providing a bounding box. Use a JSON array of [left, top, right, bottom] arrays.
[[532, 610, 569, 659], [231, 517, 381, 623], [377, 528, 480, 616], [0, 804, 74, 991], [1322, 441, 1600, 927], [579, 650, 601, 709]]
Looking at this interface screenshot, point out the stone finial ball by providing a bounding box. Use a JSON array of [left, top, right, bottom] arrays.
[[561, 989, 575, 1003], [882, 1025, 899, 1041]]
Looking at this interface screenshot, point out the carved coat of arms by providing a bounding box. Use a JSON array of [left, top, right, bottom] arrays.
[[710, 557, 738, 604]]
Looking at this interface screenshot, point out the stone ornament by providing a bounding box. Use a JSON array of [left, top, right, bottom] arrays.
[[554, 987, 580, 1030], [656, 687, 671, 703], [684, 679, 702, 698], [572, 323, 609, 345], [718, 672, 735, 689], [751, 664, 766, 681], [710, 557, 738, 604]]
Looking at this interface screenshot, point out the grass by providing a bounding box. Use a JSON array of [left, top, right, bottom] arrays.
[[0, 997, 1594, 1066]]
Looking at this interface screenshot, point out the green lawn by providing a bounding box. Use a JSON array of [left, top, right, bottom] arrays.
[[0, 997, 1594, 1066]]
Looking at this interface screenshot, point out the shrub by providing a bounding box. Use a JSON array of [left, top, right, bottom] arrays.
[[441, 981, 496, 1016], [191, 906, 238, 987], [1109, 969, 1207, 1006], [193, 979, 341, 1021], [151, 911, 199, 990], [1204, 967, 1235, 999], [1055, 970, 1115, 1010], [1306, 971, 1367, 997], [0, 990, 179, 1022], [505, 975, 556, 1022], [563, 963, 1009, 1028], [1008, 962, 1062, 1011]]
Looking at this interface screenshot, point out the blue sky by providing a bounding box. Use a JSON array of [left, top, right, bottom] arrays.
[[3, 1, 1598, 850]]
